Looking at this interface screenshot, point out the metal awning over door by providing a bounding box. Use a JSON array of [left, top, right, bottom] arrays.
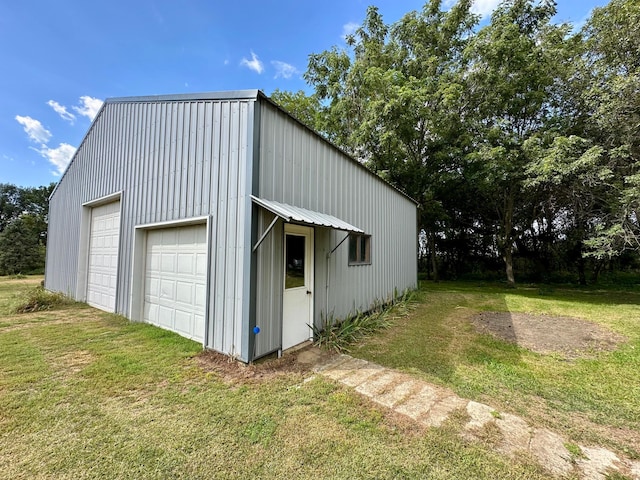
[[251, 196, 364, 252], [252, 195, 363, 231]]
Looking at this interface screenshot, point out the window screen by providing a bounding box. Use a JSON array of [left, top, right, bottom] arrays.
[[348, 234, 371, 265]]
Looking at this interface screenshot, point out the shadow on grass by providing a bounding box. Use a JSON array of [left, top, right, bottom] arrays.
[[425, 280, 640, 306], [355, 283, 523, 390]]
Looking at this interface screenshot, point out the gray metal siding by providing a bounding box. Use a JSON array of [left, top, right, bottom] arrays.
[[45, 192, 82, 297], [253, 209, 284, 358], [258, 100, 417, 330], [46, 98, 254, 359]]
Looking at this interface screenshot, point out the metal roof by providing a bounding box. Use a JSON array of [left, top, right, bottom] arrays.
[[251, 196, 364, 233], [50, 89, 418, 206], [106, 89, 261, 104]]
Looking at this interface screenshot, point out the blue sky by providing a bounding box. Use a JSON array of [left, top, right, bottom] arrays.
[[1, 0, 608, 187]]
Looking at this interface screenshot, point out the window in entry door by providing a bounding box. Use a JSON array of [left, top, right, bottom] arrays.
[[285, 234, 305, 289]]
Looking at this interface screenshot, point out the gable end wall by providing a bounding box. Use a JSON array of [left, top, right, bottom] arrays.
[[45, 98, 255, 359]]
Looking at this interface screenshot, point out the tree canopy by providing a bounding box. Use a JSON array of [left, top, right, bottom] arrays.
[[0, 183, 54, 275], [274, 0, 640, 284]]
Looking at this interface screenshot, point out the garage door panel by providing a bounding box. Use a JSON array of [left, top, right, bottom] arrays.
[[143, 224, 207, 343], [87, 201, 120, 313], [158, 305, 173, 328], [177, 253, 195, 274], [174, 310, 192, 333], [143, 302, 157, 320], [176, 282, 193, 304], [149, 252, 160, 270], [178, 227, 195, 244], [159, 278, 175, 299], [193, 318, 205, 340], [196, 254, 207, 275], [195, 284, 206, 307], [147, 277, 160, 298], [161, 252, 176, 272], [162, 229, 177, 244]]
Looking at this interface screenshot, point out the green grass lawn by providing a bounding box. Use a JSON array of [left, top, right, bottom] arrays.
[[354, 281, 640, 460], [0, 276, 553, 480]]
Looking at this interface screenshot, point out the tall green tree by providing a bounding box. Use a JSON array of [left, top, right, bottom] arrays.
[[0, 183, 54, 275], [524, 135, 612, 283], [0, 183, 22, 232], [462, 0, 568, 285], [580, 0, 640, 259], [0, 216, 45, 275], [289, 0, 639, 282], [269, 89, 324, 133], [0, 183, 54, 243], [304, 0, 477, 279]]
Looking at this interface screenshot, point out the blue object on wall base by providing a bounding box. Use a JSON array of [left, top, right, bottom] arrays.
[[253, 326, 260, 334]]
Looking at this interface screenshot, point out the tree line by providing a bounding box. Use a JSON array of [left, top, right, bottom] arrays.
[[0, 183, 54, 275], [2, 1, 637, 285], [272, 0, 640, 285]]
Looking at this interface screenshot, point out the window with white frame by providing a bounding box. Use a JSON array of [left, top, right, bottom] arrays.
[[348, 233, 371, 265]]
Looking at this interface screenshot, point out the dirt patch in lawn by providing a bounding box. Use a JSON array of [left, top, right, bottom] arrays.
[[52, 349, 95, 375], [196, 344, 338, 383], [469, 312, 626, 359]]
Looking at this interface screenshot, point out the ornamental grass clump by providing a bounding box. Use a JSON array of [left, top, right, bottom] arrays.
[[312, 290, 414, 353], [12, 286, 72, 313]]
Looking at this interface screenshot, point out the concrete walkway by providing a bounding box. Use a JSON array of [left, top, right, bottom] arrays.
[[310, 353, 640, 480]]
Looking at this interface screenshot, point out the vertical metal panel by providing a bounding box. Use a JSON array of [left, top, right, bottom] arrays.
[[253, 210, 284, 358], [257, 100, 417, 329], [46, 95, 255, 359]]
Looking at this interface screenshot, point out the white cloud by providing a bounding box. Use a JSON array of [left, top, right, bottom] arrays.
[[342, 22, 359, 40], [35, 143, 76, 176], [272, 61, 299, 79], [470, 0, 501, 19], [47, 100, 76, 123], [72, 96, 103, 121], [15, 115, 52, 144], [17, 96, 98, 177], [443, 0, 499, 19], [240, 51, 264, 74]]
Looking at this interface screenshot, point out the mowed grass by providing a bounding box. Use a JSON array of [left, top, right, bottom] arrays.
[[0, 277, 552, 480], [354, 281, 640, 459]]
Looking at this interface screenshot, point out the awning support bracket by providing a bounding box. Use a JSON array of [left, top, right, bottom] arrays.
[[253, 216, 279, 252], [329, 233, 350, 256], [326, 232, 350, 321]]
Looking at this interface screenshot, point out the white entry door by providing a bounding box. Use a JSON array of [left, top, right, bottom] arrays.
[[282, 224, 314, 350]]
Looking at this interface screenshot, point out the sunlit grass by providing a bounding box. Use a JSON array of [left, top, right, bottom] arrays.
[[0, 276, 552, 479], [354, 280, 640, 458]]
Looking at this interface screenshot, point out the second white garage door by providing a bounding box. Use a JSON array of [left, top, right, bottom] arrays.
[[143, 224, 207, 343]]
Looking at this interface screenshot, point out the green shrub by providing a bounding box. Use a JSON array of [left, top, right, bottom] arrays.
[[12, 286, 72, 313]]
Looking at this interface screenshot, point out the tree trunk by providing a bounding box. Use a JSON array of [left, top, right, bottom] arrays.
[[591, 259, 604, 284], [429, 230, 439, 282], [577, 242, 587, 286], [502, 192, 516, 287], [503, 244, 515, 287]]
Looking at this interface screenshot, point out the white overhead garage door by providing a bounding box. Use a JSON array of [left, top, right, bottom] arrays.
[[143, 224, 207, 343], [87, 201, 121, 312]]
